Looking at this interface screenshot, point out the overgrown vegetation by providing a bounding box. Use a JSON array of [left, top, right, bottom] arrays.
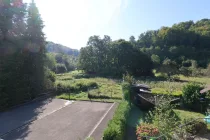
[[146, 96, 180, 139], [182, 82, 208, 112], [56, 72, 122, 101], [135, 96, 209, 139], [46, 53, 78, 74], [103, 101, 130, 140], [175, 109, 208, 135], [122, 82, 131, 103]]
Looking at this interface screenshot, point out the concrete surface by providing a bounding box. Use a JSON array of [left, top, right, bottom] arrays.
[[0, 100, 115, 140], [0, 98, 70, 136]]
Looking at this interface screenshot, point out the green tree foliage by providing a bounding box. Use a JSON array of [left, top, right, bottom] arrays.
[[146, 97, 179, 139], [0, 0, 53, 109], [46, 52, 77, 73], [103, 101, 130, 140], [158, 58, 179, 77], [55, 63, 67, 74], [182, 83, 207, 111], [79, 36, 153, 77], [151, 54, 160, 68], [45, 53, 56, 70], [24, 0, 46, 95], [136, 19, 210, 70]]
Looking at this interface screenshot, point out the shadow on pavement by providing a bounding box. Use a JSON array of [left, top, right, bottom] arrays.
[[0, 98, 53, 140]]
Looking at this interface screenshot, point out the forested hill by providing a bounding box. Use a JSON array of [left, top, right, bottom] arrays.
[[78, 19, 210, 77], [136, 18, 210, 67], [46, 42, 79, 56]]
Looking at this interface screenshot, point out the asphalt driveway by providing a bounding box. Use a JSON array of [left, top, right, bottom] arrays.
[[0, 99, 116, 140]]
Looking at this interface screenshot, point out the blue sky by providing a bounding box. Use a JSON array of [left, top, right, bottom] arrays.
[[24, 0, 210, 49]]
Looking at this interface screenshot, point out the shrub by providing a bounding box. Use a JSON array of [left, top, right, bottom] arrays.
[[136, 123, 160, 140], [146, 96, 180, 139], [103, 101, 130, 140], [182, 83, 205, 110], [183, 118, 207, 135], [182, 60, 192, 67], [171, 75, 180, 81], [44, 68, 56, 90], [55, 63, 67, 74], [122, 82, 131, 103], [192, 68, 207, 77], [123, 72, 135, 84], [179, 67, 192, 76], [55, 80, 98, 93]]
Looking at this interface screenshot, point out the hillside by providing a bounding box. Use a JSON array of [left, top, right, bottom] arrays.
[[136, 18, 210, 67], [46, 41, 79, 56]]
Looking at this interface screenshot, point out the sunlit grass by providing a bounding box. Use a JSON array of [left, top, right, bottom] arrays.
[[179, 75, 210, 86], [56, 71, 122, 101]]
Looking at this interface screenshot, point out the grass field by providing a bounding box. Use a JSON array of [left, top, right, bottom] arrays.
[[56, 71, 210, 138], [136, 75, 210, 96], [56, 71, 122, 102], [56, 71, 210, 101]]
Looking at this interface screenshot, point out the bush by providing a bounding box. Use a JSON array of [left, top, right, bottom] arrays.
[[183, 118, 207, 135], [179, 67, 192, 76], [122, 82, 131, 103], [55, 80, 98, 93], [146, 96, 179, 139], [182, 83, 205, 110], [55, 63, 67, 74], [123, 72, 135, 84], [192, 68, 207, 77], [136, 123, 160, 140], [103, 101, 130, 140], [44, 68, 56, 90]]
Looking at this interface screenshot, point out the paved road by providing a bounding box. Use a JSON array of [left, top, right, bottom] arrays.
[[0, 99, 116, 140], [0, 98, 70, 136]]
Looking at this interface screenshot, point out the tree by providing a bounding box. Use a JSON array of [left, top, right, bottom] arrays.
[[159, 58, 179, 77], [129, 36, 136, 44], [151, 54, 160, 68], [55, 64, 67, 74], [0, 0, 29, 108], [79, 37, 153, 77], [45, 53, 56, 71], [25, 0, 46, 95]]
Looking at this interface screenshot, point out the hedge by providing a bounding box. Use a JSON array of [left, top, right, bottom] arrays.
[[103, 101, 130, 140]]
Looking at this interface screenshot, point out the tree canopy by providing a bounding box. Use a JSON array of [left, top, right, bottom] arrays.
[[0, 0, 54, 109], [79, 36, 153, 77]]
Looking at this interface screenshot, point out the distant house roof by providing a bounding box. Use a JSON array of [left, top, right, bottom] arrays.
[[200, 85, 210, 94]]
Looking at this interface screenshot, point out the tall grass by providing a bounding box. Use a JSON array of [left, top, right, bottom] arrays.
[[56, 72, 122, 101], [55, 79, 98, 93]]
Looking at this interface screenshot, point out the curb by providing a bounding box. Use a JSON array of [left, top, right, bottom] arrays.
[[75, 99, 115, 103]]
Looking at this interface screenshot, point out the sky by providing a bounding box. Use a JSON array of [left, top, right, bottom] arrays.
[[23, 0, 210, 50]]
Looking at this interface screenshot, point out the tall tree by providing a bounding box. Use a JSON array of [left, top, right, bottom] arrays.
[[0, 0, 29, 108], [25, 0, 46, 95], [129, 36, 136, 44]]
